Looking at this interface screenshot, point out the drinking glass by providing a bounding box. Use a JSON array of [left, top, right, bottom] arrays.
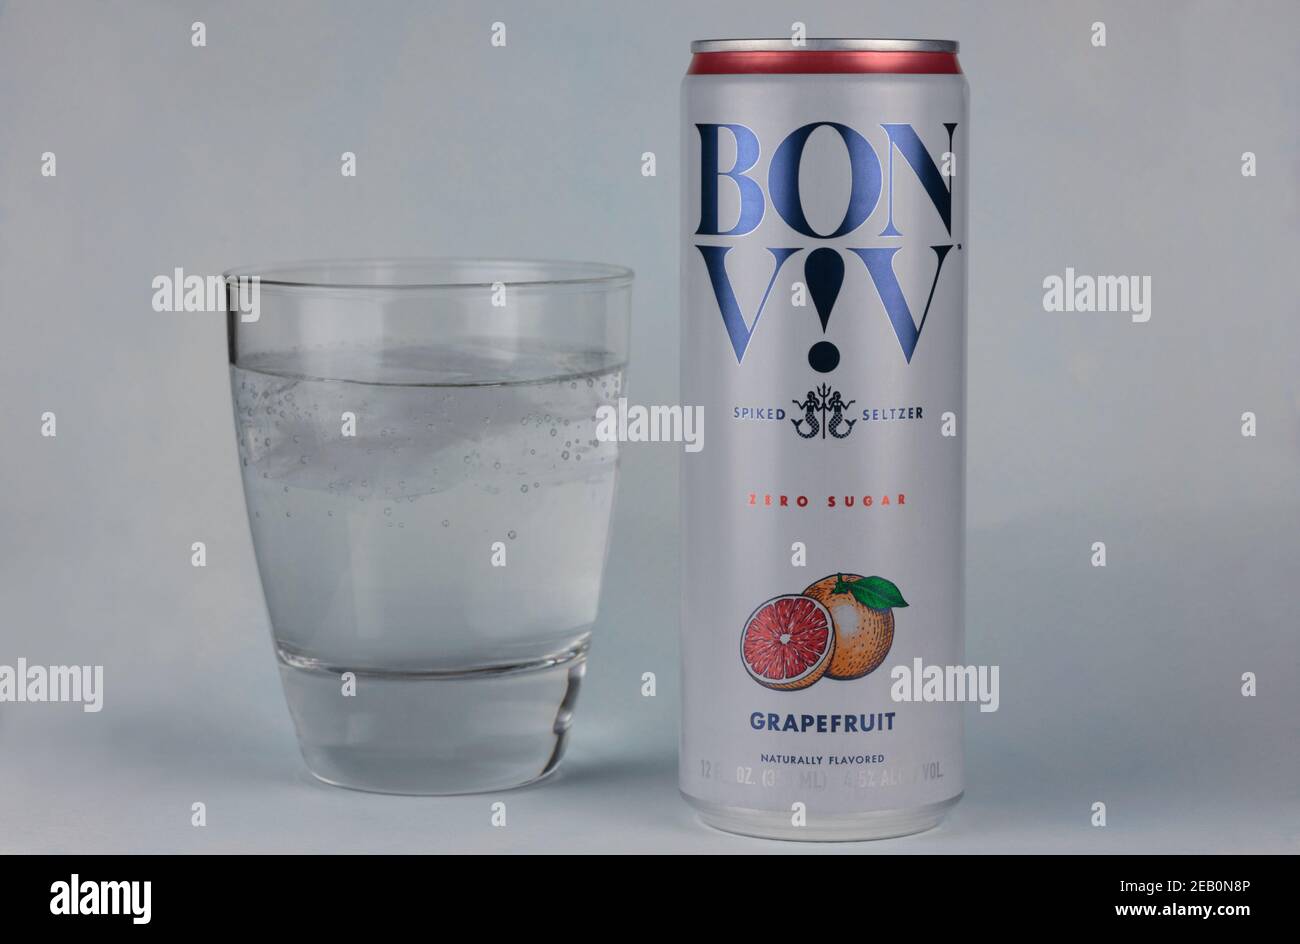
[[226, 259, 632, 793]]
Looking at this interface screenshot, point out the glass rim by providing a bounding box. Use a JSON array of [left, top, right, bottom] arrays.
[[221, 257, 635, 293]]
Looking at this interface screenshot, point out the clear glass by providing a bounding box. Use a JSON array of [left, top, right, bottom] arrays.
[[226, 258, 632, 793]]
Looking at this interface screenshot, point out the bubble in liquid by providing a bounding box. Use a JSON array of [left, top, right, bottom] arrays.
[[508, 530, 517, 540], [562, 451, 570, 460], [442, 520, 450, 527], [520, 485, 529, 493], [550, 428, 557, 437], [493, 461, 501, 470]]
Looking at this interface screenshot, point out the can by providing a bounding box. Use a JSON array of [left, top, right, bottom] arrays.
[[680, 38, 967, 840]]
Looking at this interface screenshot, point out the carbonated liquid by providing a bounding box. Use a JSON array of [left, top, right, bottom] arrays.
[[232, 342, 623, 792]]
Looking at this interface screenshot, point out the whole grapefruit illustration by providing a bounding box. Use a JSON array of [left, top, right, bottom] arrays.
[[740, 594, 835, 690], [803, 574, 908, 680]]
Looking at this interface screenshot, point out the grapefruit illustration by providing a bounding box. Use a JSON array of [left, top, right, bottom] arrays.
[[803, 574, 908, 681], [740, 594, 835, 690]]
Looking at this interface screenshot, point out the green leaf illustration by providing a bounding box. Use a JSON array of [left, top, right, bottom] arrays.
[[832, 574, 908, 610]]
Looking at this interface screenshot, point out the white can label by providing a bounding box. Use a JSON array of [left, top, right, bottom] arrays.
[[681, 73, 968, 816]]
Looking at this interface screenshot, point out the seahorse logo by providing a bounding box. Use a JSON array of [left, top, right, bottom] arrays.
[[791, 383, 856, 441]]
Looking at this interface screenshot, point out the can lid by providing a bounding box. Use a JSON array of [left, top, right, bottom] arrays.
[[690, 38, 958, 54]]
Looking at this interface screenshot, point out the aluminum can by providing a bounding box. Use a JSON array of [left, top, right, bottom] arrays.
[[680, 38, 968, 840]]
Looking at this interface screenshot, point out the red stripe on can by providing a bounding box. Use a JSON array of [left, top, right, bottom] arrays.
[[687, 50, 961, 75]]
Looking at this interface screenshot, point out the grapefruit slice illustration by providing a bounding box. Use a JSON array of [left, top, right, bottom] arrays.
[[740, 594, 835, 690]]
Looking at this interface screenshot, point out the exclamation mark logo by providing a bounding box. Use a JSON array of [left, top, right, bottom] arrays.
[[805, 248, 843, 373]]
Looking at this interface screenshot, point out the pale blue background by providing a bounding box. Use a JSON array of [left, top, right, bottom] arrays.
[[0, 0, 1296, 852]]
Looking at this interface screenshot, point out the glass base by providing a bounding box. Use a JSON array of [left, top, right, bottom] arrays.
[[276, 644, 587, 795], [685, 792, 962, 842]]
